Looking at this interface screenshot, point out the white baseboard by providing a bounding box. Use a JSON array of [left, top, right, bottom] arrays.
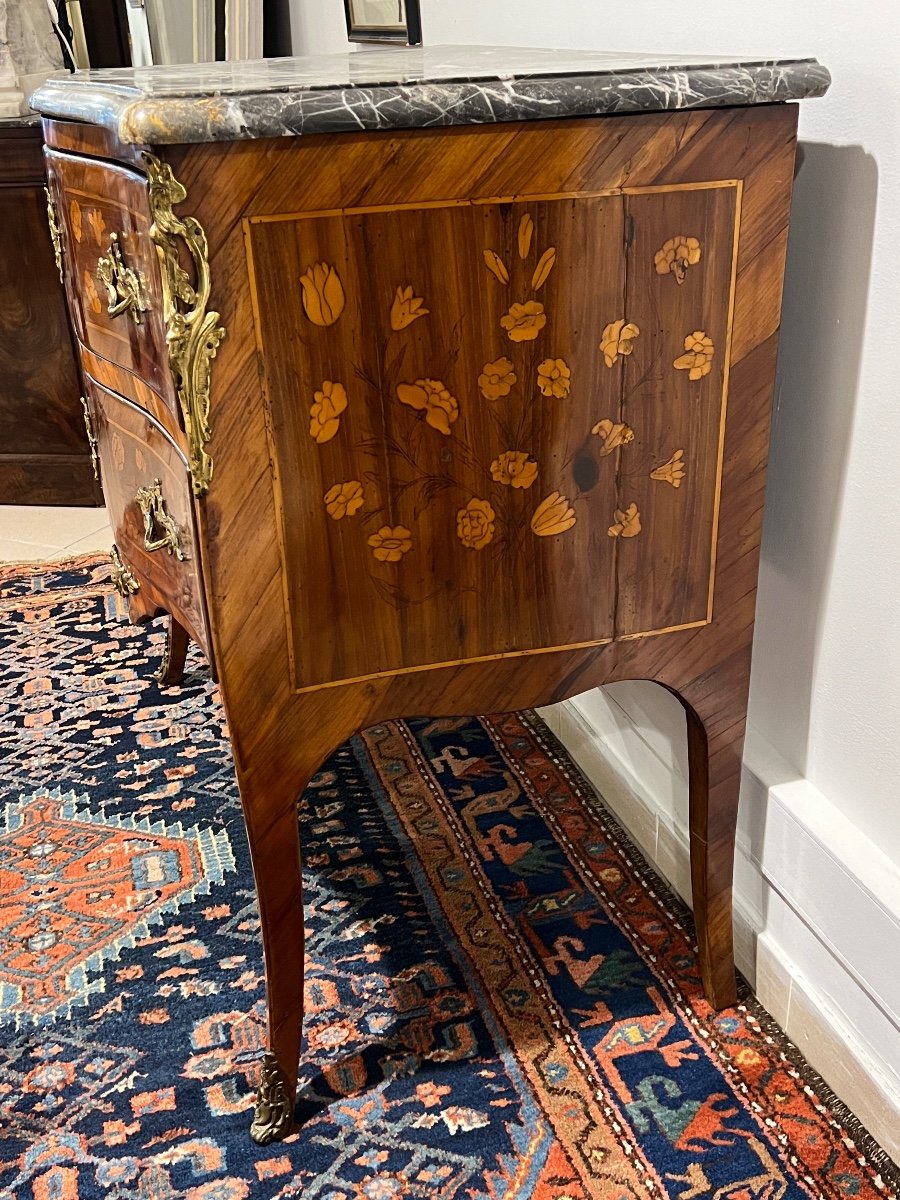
[[539, 689, 900, 1165]]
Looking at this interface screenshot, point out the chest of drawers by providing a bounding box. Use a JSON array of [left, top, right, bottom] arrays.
[[34, 46, 829, 1143]]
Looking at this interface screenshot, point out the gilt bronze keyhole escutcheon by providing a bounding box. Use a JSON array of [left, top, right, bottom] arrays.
[[96, 232, 147, 323], [135, 479, 185, 559]]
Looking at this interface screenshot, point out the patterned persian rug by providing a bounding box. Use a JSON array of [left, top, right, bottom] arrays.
[[1, 557, 897, 1200]]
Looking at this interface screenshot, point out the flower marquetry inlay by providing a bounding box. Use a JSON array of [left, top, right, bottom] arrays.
[[600, 320, 640, 367], [531, 492, 577, 537], [608, 503, 642, 539], [674, 331, 715, 380], [479, 358, 516, 400], [300, 262, 345, 327], [654, 235, 701, 284], [537, 358, 571, 398], [324, 481, 365, 519], [368, 526, 413, 563], [457, 499, 496, 549], [309, 381, 348, 444], [591, 419, 634, 456], [491, 451, 538, 490], [501, 300, 547, 343], [651, 450, 686, 488], [397, 379, 459, 436], [390, 286, 429, 330], [291, 206, 722, 580]]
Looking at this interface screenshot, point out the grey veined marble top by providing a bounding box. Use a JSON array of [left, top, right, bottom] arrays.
[[30, 45, 830, 146]]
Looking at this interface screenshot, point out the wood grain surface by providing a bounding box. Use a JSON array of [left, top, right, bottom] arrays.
[[42, 116, 150, 169], [44, 148, 175, 413], [85, 377, 211, 658], [0, 125, 99, 505], [244, 182, 736, 688], [79, 344, 186, 447]]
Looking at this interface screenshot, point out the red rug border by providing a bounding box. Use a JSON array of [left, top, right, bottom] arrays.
[[515, 709, 900, 1190]]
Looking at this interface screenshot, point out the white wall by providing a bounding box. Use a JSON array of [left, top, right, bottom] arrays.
[[289, 2, 347, 56], [286, 0, 900, 1150]]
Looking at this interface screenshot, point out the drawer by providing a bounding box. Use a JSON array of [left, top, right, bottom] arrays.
[[45, 149, 177, 416], [84, 377, 211, 661], [80, 342, 183, 447]]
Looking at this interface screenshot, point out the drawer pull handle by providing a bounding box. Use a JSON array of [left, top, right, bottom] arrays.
[[110, 544, 140, 596], [97, 232, 147, 324], [135, 479, 186, 560]]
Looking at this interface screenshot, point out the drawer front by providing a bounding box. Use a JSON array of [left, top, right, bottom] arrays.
[[80, 342, 183, 448], [45, 149, 176, 414], [85, 378, 210, 659]]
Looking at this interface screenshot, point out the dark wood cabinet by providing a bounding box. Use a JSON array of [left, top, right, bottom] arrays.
[[0, 121, 100, 506]]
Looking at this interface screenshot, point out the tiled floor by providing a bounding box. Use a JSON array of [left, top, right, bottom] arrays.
[[0, 506, 112, 563]]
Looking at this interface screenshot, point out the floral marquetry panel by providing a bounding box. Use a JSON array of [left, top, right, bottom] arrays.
[[246, 185, 737, 689]]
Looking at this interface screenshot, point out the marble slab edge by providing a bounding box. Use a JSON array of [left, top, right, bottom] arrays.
[[32, 61, 831, 146], [0, 114, 40, 127]]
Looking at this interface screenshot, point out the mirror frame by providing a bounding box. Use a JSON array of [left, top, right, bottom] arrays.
[[343, 0, 422, 45]]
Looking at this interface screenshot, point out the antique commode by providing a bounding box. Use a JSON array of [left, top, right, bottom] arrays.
[[32, 47, 830, 1143]]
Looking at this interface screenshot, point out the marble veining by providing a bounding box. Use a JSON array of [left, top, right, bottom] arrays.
[[31, 45, 830, 145]]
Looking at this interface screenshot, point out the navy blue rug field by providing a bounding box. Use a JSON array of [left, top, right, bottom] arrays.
[[0, 555, 897, 1199]]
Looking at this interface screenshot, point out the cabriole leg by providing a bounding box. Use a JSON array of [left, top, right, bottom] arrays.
[[236, 761, 309, 1144], [668, 655, 751, 1010], [157, 616, 190, 686]]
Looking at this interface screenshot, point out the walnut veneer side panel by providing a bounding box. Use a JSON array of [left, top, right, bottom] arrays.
[[164, 106, 795, 756], [246, 195, 624, 686]]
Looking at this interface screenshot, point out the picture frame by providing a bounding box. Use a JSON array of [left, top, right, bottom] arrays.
[[343, 0, 422, 46]]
